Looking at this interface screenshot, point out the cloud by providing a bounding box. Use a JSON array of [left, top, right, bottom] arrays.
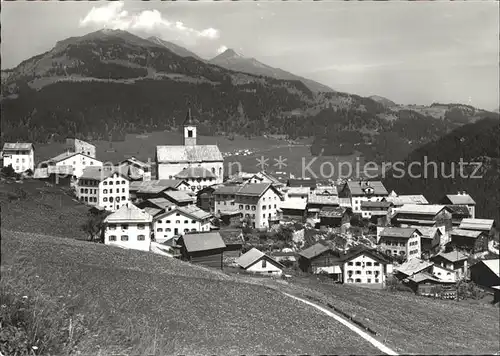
[[216, 45, 228, 55], [79, 1, 219, 40]]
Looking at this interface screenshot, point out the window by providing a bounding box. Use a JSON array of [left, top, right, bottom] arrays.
[[366, 262, 372, 266], [109, 235, 117, 241], [191, 220, 196, 224], [367, 279, 372, 283], [103, 198, 108, 202], [274, 204, 277, 208], [184, 220, 188, 224], [137, 235, 145, 241], [121, 235, 129, 241], [239, 205, 243, 209], [166, 228, 171, 232], [355, 262, 361, 266], [103, 182, 108, 185], [138, 224, 145, 230], [262, 205, 267, 210], [157, 228, 163, 232], [355, 271, 361, 275], [122, 188, 125, 193], [251, 206, 256, 211], [176, 213, 180, 216], [366, 271, 372, 275], [355, 278, 361, 283], [122, 196, 126, 200], [166, 220, 171, 224], [348, 262, 354, 266], [252, 214, 255, 218], [375, 279, 379, 283], [109, 197, 114, 203], [245, 205, 250, 210], [263, 214, 266, 218], [121, 224, 128, 230], [109, 181, 113, 185], [262, 259, 267, 268], [158, 220, 162, 224], [374, 262, 380, 266], [80, 188, 84, 193], [103, 189, 108, 194], [176, 220, 180, 224]]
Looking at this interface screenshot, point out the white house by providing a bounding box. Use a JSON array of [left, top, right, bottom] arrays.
[[103, 204, 153, 251], [156, 108, 224, 184], [378, 227, 422, 260], [431, 264, 457, 283], [235, 183, 282, 229], [213, 185, 242, 215], [284, 187, 309, 205], [117, 157, 151, 181], [76, 167, 130, 211], [2, 143, 35, 173], [174, 166, 218, 193], [339, 180, 389, 214], [153, 205, 212, 243], [341, 249, 390, 286], [44, 152, 103, 178], [236, 248, 285, 276]]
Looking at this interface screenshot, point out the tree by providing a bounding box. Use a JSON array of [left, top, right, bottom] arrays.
[[81, 211, 111, 243], [1, 164, 16, 178]]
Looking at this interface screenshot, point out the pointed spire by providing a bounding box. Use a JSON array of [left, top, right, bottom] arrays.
[[183, 104, 195, 126]]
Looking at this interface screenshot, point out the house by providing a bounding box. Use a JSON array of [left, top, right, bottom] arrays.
[[392, 204, 453, 232], [76, 167, 130, 211], [383, 194, 429, 207], [236, 248, 285, 276], [445, 205, 472, 226], [287, 178, 317, 191], [254, 171, 285, 189], [280, 200, 307, 222], [197, 185, 222, 212], [213, 185, 241, 215], [431, 264, 458, 283], [314, 184, 338, 196], [284, 187, 309, 203], [42, 151, 103, 178], [414, 226, 443, 254], [430, 251, 468, 279], [33, 165, 74, 185], [469, 259, 500, 291], [440, 192, 476, 219], [178, 231, 226, 269], [174, 166, 218, 193], [153, 205, 212, 243], [2, 143, 35, 173], [156, 108, 224, 184], [116, 157, 151, 181], [360, 201, 392, 220], [341, 248, 390, 287], [298, 243, 341, 278], [307, 193, 340, 218], [163, 190, 196, 207], [318, 207, 351, 228], [270, 251, 298, 264], [136, 197, 176, 212], [459, 218, 497, 239], [450, 228, 489, 253], [235, 183, 282, 229], [394, 258, 457, 283], [404, 272, 456, 297], [130, 179, 189, 202], [65, 138, 96, 158], [338, 180, 389, 214], [219, 228, 244, 258], [378, 227, 422, 260], [103, 204, 153, 251]]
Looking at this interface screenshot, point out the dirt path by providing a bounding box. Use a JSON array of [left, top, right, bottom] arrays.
[[282, 292, 399, 356]]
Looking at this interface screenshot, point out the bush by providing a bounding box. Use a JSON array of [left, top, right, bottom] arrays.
[[1, 164, 16, 178]]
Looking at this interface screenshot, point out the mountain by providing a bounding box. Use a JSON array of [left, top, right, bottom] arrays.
[[209, 48, 335, 93], [369, 95, 397, 108], [383, 117, 500, 223], [147, 36, 204, 61], [1, 29, 497, 164]]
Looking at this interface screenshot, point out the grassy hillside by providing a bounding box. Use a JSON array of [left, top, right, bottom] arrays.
[[1, 230, 379, 355], [0, 179, 89, 240]]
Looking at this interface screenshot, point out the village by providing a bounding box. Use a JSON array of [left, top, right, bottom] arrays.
[[1, 108, 499, 305]]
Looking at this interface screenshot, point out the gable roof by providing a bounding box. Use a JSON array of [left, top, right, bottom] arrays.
[[80, 166, 129, 182], [287, 179, 317, 189], [450, 228, 484, 239], [380, 227, 421, 239], [181, 232, 226, 253], [443, 194, 476, 206], [256, 171, 284, 186], [480, 259, 500, 277], [119, 157, 150, 169], [174, 166, 216, 179], [142, 207, 163, 218], [158, 205, 211, 221], [395, 258, 434, 276], [236, 248, 285, 269], [286, 187, 310, 196], [432, 251, 468, 263], [49, 151, 99, 163], [361, 201, 392, 209], [2, 143, 34, 151], [397, 204, 448, 216], [446, 205, 471, 217], [298, 243, 331, 260], [315, 185, 338, 196], [236, 183, 277, 198], [308, 194, 340, 206], [459, 218, 495, 232], [414, 226, 442, 239], [146, 198, 176, 210], [213, 185, 242, 195], [408, 271, 452, 284], [104, 204, 152, 223], [163, 190, 196, 203], [130, 179, 186, 192], [156, 145, 223, 163], [340, 247, 389, 264], [344, 180, 388, 196]]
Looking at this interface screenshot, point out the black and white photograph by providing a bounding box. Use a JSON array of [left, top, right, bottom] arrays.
[[1, 0, 499, 355]]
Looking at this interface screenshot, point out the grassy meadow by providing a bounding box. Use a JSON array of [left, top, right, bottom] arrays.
[[1, 230, 380, 355]]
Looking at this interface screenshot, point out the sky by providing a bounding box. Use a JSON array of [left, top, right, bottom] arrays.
[[1, 0, 499, 110]]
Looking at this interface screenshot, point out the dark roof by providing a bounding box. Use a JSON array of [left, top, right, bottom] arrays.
[[298, 243, 331, 260], [431, 251, 468, 263], [236, 183, 276, 197], [443, 194, 476, 206], [130, 179, 185, 192], [175, 166, 216, 179], [181, 232, 226, 253], [287, 179, 317, 189], [319, 206, 347, 218], [183, 108, 195, 126], [360, 201, 392, 209], [450, 228, 484, 239], [214, 185, 242, 194], [340, 247, 389, 264], [446, 205, 471, 217], [163, 190, 196, 203], [3, 143, 34, 151], [380, 227, 421, 239], [80, 166, 129, 182]]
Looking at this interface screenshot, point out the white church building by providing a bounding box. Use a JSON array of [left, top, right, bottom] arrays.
[[155, 108, 224, 193]]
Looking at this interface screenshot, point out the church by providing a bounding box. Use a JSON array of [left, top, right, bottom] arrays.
[[155, 108, 224, 192]]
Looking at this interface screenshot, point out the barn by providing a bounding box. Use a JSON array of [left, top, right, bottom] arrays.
[[178, 231, 226, 269]]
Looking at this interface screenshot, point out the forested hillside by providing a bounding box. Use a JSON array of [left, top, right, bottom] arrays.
[[383, 118, 500, 223]]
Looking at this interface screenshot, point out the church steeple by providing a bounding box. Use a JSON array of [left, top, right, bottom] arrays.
[[183, 106, 197, 146]]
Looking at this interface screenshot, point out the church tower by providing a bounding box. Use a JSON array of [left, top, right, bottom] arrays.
[[183, 107, 197, 146]]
